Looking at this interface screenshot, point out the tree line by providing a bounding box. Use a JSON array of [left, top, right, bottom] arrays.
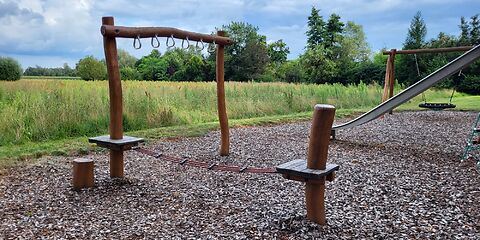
[[1, 8, 479, 94]]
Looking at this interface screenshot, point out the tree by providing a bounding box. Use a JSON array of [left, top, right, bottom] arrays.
[[0, 57, 22, 81], [470, 14, 480, 45], [397, 11, 428, 86], [173, 55, 206, 81], [404, 11, 427, 50], [117, 49, 138, 69], [267, 40, 290, 65], [459, 16, 471, 45], [76, 56, 107, 81], [120, 67, 141, 80], [339, 21, 370, 63], [325, 14, 344, 49], [300, 45, 337, 84], [277, 60, 305, 83], [221, 22, 269, 81], [136, 50, 169, 81], [306, 7, 326, 48]]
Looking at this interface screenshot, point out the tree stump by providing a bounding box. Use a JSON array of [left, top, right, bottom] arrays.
[[72, 158, 94, 190]]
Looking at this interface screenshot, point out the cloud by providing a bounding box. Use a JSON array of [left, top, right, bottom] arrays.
[[0, 0, 478, 68]]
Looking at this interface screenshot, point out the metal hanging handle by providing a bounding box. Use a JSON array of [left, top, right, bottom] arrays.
[[133, 35, 142, 50], [207, 40, 216, 54], [151, 34, 160, 48], [182, 37, 190, 49], [166, 34, 175, 48], [196, 39, 205, 51]]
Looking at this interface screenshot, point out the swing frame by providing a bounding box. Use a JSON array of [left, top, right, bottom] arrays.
[[381, 46, 473, 111]]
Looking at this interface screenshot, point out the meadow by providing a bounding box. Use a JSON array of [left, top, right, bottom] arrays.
[[0, 79, 473, 148]]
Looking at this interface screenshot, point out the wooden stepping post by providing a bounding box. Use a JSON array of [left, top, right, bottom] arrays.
[[305, 104, 336, 224], [72, 158, 94, 190], [276, 104, 337, 225]]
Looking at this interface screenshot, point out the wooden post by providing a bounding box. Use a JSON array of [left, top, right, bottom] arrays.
[[72, 158, 94, 189], [216, 30, 230, 156], [102, 16, 125, 177], [382, 49, 397, 102], [305, 104, 336, 225], [388, 49, 396, 114]]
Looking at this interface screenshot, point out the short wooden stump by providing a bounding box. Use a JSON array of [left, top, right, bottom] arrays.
[[72, 158, 94, 190]]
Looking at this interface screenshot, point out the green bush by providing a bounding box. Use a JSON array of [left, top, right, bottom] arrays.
[[0, 57, 22, 81], [76, 56, 107, 81], [120, 67, 141, 80], [457, 75, 480, 95]]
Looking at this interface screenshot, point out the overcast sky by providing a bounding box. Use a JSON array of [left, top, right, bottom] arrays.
[[0, 0, 479, 68]]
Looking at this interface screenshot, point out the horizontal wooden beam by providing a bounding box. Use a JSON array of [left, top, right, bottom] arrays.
[[383, 46, 474, 55], [101, 25, 233, 45]]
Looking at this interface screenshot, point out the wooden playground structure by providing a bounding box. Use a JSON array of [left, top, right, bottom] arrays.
[[78, 17, 339, 225], [381, 46, 473, 108]]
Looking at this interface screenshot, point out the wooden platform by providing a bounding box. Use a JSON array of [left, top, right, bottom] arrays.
[[276, 159, 339, 181], [88, 135, 144, 151]]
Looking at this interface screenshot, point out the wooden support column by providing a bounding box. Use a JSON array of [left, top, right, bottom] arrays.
[[102, 16, 125, 177], [72, 158, 94, 190], [388, 49, 396, 114], [216, 30, 230, 156], [305, 104, 336, 225], [382, 49, 396, 103]]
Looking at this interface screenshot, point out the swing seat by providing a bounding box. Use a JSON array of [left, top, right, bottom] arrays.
[[418, 102, 456, 110]]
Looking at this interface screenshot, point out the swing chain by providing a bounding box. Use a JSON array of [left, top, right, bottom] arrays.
[[133, 35, 142, 50], [166, 34, 175, 49], [414, 54, 421, 77], [151, 34, 160, 48]]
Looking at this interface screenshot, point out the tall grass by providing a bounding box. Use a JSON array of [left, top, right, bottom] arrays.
[[0, 79, 450, 146]]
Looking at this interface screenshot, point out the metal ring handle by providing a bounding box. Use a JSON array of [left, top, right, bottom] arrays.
[[207, 40, 216, 54], [182, 37, 190, 49], [166, 34, 175, 48], [196, 39, 205, 51], [133, 35, 142, 50], [151, 34, 160, 48]]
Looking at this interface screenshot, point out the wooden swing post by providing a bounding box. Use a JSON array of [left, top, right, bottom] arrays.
[[382, 49, 396, 104], [382, 49, 396, 114], [216, 31, 230, 156]]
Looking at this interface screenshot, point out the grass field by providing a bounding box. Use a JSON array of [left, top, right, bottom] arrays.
[[0, 78, 477, 168], [0, 79, 387, 146]]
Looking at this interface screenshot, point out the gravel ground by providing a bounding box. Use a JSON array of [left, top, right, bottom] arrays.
[[1, 111, 479, 239]]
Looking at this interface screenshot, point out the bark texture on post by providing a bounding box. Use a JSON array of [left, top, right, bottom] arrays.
[[216, 30, 230, 156], [382, 49, 396, 103], [72, 158, 94, 190], [387, 49, 396, 114], [103, 16, 125, 177], [305, 104, 336, 225]]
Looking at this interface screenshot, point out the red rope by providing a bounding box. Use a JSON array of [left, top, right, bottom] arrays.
[[134, 147, 278, 174]]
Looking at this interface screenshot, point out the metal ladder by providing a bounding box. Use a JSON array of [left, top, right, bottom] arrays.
[[462, 113, 480, 170]]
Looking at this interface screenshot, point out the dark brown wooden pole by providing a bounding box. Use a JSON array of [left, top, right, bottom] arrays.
[[216, 31, 229, 156], [388, 49, 396, 99], [388, 49, 396, 114], [102, 16, 124, 177], [101, 25, 233, 45], [72, 158, 94, 190], [383, 46, 473, 55], [381, 51, 393, 103], [305, 104, 336, 225]]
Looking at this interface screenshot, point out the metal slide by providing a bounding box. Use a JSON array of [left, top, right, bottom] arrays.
[[333, 44, 480, 131]]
